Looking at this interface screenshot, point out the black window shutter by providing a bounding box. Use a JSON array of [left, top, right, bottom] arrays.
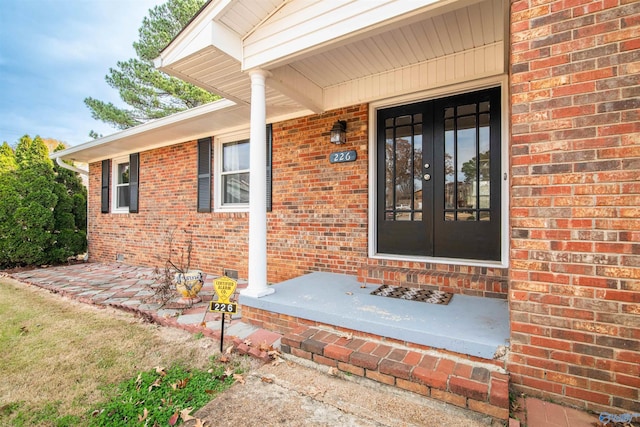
[[266, 124, 273, 212], [129, 153, 139, 213], [101, 159, 110, 213], [197, 137, 212, 212]]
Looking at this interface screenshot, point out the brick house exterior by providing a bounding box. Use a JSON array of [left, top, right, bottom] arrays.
[[509, 0, 640, 413], [57, 0, 638, 417]]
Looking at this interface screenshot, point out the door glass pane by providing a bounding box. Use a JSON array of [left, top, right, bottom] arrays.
[[396, 115, 412, 126], [384, 115, 422, 222], [443, 101, 493, 222], [385, 129, 394, 212], [413, 124, 423, 221], [395, 126, 413, 221], [479, 113, 491, 216], [458, 103, 476, 116], [458, 114, 477, 215], [444, 118, 455, 214]]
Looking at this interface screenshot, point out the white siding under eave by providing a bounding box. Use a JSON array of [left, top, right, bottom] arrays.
[[323, 41, 504, 111]]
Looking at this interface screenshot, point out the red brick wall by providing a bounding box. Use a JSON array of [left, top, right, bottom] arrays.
[[88, 141, 250, 276], [268, 105, 369, 281], [509, 0, 640, 413], [88, 105, 369, 282]]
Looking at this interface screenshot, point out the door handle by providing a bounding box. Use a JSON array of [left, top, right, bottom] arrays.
[[424, 174, 431, 181]]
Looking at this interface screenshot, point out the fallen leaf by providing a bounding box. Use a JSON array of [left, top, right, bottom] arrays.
[[155, 366, 167, 376], [233, 373, 245, 384], [261, 376, 274, 384], [271, 357, 284, 366], [199, 321, 207, 327], [135, 373, 143, 390], [138, 408, 149, 422], [194, 419, 208, 427], [268, 349, 280, 357], [306, 386, 327, 397], [204, 389, 216, 394], [258, 341, 272, 352], [180, 407, 195, 422], [243, 339, 252, 346], [218, 355, 230, 363], [171, 378, 189, 390], [168, 411, 179, 426], [148, 378, 162, 392], [345, 292, 353, 295], [225, 345, 234, 355], [328, 367, 339, 376], [339, 332, 353, 340], [224, 367, 234, 377]]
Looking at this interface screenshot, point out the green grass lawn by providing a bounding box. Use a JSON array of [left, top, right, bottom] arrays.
[[0, 277, 246, 426]]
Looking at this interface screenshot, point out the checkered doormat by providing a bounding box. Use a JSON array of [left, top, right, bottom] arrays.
[[370, 285, 453, 305]]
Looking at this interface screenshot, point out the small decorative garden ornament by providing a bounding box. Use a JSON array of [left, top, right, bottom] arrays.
[[174, 270, 205, 303]]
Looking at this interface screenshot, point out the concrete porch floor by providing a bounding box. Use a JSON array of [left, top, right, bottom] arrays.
[[240, 272, 510, 360]]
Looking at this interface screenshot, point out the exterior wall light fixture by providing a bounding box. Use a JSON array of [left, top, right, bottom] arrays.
[[330, 120, 347, 145]]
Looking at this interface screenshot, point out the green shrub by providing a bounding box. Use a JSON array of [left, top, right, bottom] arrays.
[[0, 136, 87, 267]]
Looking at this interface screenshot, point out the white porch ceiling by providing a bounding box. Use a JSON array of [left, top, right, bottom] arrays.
[[160, 0, 505, 114]]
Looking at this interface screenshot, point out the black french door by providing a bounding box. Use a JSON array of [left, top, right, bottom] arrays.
[[376, 87, 501, 261]]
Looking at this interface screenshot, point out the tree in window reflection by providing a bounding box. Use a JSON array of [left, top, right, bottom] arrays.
[[385, 138, 420, 210], [461, 151, 490, 183], [385, 138, 454, 211]]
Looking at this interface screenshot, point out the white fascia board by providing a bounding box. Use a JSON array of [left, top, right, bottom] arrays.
[[51, 99, 238, 163], [243, 0, 468, 70], [155, 0, 240, 68], [155, 20, 242, 70]]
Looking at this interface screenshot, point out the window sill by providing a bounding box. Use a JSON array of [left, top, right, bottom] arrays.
[[215, 205, 249, 213]]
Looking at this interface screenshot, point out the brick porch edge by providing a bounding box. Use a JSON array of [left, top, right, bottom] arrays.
[[281, 325, 510, 420]]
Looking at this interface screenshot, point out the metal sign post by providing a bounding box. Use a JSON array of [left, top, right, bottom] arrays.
[[209, 276, 238, 352]]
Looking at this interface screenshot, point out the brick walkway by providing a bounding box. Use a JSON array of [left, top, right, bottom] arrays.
[[7, 262, 281, 361]]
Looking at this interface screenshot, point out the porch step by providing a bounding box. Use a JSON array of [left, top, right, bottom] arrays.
[[281, 325, 510, 421], [358, 265, 508, 299]]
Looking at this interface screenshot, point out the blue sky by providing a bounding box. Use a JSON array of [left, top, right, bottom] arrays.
[[0, 0, 164, 147]]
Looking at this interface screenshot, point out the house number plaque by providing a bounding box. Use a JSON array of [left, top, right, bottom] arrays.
[[330, 150, 357, 164]]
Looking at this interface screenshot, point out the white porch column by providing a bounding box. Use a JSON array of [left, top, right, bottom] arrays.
[[242, 69, 274, 298]]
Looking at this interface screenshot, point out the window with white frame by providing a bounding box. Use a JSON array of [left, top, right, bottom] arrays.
[[112, 156, 130, 212], [216, 138, 250, 209], [213, 126, 272, 212]]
